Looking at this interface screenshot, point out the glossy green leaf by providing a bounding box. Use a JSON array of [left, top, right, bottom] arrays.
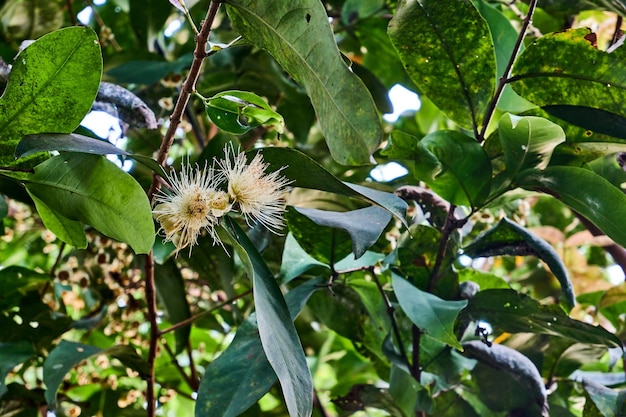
[[0, 341, 36, 398], [462, 289, 622, 348], [499, 113, 565, 176], [294, 206, 391, 259], [516, 166, 626, 249], [543, 105, 626, 140], [16, 133, 166, 177], [583, 379, 625, 417], [397, 130, 491, 207], [0, 26, 102, 165], [155, 260, 192, 354], [225, 0, 383, 165], [24, 153, 154, 254], [388, 0, 496, 131], [26, 190, 87, 248], [511, 28, 626, 121], [463, 217, 575, 308], [222, 219, 313, 417], [256, 147, 408, 226], [204, 90, 284, 135], [392, 273, 467, 349], [195, 279, 320, 417], [43, 340, 101, 407]]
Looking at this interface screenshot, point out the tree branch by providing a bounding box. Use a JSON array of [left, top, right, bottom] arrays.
[[477, 0, 538, 143]]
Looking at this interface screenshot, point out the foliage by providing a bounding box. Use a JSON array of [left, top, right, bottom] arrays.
[[0, 0, 625, 417]]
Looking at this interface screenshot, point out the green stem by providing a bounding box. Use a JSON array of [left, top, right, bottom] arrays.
[[477, 0, 538, 143]]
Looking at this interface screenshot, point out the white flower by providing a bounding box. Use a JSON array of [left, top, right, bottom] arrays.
[[219, 145, 291, 233], [152, 161, 230, 255]]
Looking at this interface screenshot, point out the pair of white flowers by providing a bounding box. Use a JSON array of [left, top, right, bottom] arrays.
[[152, 146, 291, 255]]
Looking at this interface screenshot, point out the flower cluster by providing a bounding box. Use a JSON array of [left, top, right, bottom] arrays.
[[152, 145, 291, 255]]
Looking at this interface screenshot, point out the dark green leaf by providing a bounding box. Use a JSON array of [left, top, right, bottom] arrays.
[[0, 341, 35, 398], [222, 219, 313, 417], [0, 26, 102, 165], [43, 340, 101, 407], [16, 133, 166, 177], [392, 273, 467, 349], [225, 0, 383, 165], [0, 266, 51, 311], [294, 206, 391, 259], [583, 379, 626, 417], [388, 0, 496, 131], [129, 0, 171, 48], [543, 105, 626, 140], [195, 278, 320, 417], [511, 28, 626, 121], [155, 260, 192, 354], [516, 166, 626, 249], [257, 147, 408, 226], [204, 90, 284, 135], [463, 217, 575, 308], [104, 345, 150, 379], [463, 289, 622, 348], [279, 233, 328, 284], [24, 153, 154, 254]]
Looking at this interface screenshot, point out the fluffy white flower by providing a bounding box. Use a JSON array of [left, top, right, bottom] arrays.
[[219, 145, 291, 233], [152, 161, 230, 255]]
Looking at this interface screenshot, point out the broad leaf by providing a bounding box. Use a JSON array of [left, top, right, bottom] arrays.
[[26, 190, 87, 248], [388, 0, 496, 131], [222, 219, 313, 417], [392, 273, 467, 350], [16, 133, 166, 176], [225, 0, 383, 165], [155, 260, 192, 354], [195, 279, 320, 417], [516, 166, 626, 249], [463, 217, 575, 309], [0, 341, 36, 398], [280, 233, 328, 284], [0, 26, 102, 165], [294, 206, 391, 259], [498, 113, 565, 176], [257, 147, 408, 226], [583, 379, 626, 417], [204, 90, 284, 135], [511, 28, 626, 121], [462, 289, 622, 348], [24, 153, 154, 254]]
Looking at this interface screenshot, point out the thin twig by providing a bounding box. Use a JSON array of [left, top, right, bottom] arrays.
[[159, 289, 252, 335], [144, 253, 159, 417], [85, 0, 122, 51], [477, 0, 538, 143], [160, 337, 196, 390], [65, 0, 78, 26], [427, 205, 459, 292], [411, 325, 421, 381], [369, 267, 411, 374]]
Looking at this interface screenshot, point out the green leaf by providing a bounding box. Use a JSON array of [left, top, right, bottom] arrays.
[[463, 217, 575, 309], [204, 90, 284, 135], [257, 147, 408, 227], [225, 0, 383, 165], [24, 153, 154, 254], [0, 266, 51, 311], [43, 341, 150, 408], [498, 113, 565, 176], [392, 273, 467, 350], [583, 379, 626, 417], [388, 0, 496, 131], [43, 340, 101, 407], [26, 190, 87, 248], [195, 279, 320, 417], [280, 233, 328, 284], [516, 166, 626, 249], [0, 341, 36, 398], [462, 289, 622, 348], [222, 219, 313, 417], [598, 283, 626, 330], [510, 28, 626, 120], [129, 0, 171, 48], [294, 206, 391, 259], [399, 130, 491, 207], [155, 260, 192, 354], [542, 105, 626, 140], [0, 26, 102, 165], [16, 133, 166, 177]]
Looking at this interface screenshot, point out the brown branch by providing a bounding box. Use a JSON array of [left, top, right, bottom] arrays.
[[143, 4, 222, 416], [478, 0, 538, 143], [575, 212, 626, 278]]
